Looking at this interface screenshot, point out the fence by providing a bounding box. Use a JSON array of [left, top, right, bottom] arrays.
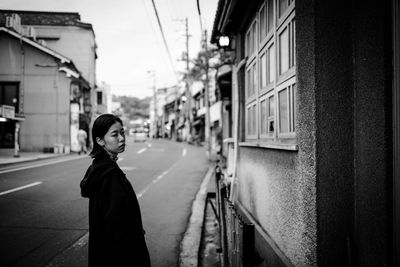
[[215, 164, 255, 267]]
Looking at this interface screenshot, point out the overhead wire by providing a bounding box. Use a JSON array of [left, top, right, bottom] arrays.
[[196, 0, 204, 33], [150, 0, 179, 81], [140, 0, 171, 75]]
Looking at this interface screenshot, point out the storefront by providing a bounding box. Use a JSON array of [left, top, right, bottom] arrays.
[[0, 81, 24, 150], [0, 105, 24, 155]]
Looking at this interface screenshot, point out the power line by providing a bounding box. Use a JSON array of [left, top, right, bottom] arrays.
[[141, 0, 171, 75], [196, 0, 203, 33], [150, 0, 178, 78]]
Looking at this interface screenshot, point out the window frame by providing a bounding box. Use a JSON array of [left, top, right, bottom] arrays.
[[245, 20, 258, 61], [277, 11, 296, 84], [243, 0, 296, 146], [276, 76, 296, 139], [259, 90, 275, 140], [277, 0, 295, 26]]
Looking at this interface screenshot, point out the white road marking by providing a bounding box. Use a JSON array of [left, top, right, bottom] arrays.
[[182, 148, 187, 157], [147, 143, 152, 148], [120, 166, 136, 171], [71, 232, 89, 249], [137, 148, 147, 154], [0, 181, 42, 196], [137, 161, 179, 199], [0, 156, 83, 174]]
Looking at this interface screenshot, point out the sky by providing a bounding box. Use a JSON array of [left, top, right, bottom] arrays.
[[0, 0, 219, 98]]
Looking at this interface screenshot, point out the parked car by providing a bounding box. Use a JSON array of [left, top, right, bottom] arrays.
[[132, 129, 147, 142]]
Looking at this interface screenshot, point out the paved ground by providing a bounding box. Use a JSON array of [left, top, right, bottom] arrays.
[[0, 145, 222, 266]]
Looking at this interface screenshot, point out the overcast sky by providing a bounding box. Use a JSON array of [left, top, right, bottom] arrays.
[[0, 0, 218, 98]]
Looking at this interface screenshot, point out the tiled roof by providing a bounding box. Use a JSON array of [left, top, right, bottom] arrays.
[[0, 10, 93, 29]]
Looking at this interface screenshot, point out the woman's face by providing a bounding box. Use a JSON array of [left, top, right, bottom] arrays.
[[97, 122, 125, 156]]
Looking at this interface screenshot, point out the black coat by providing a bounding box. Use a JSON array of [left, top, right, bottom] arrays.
[[80, 155, 151, 267]]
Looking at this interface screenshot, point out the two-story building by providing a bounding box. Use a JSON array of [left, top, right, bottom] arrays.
[[0, 21, 88, 152], [212, 0, 397, 266], [0, 11, 97, 153]]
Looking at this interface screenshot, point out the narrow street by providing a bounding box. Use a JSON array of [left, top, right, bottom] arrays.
[[0, 138, 210, 267]]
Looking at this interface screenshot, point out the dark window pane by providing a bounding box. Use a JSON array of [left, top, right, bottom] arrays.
[[279, 0, 287, 18], [267, 0, 274, 32], [0, 84, 19, 113], [279, 28, 289, 74], [279, 89, 289, 133], [97, 91, 103, 105]]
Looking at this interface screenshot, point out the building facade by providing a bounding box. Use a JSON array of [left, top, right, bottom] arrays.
[[0, 24, 85, 152], [0, 11, 96, 153], [212, 0, 396, 266], [0, 10, 98, 147]]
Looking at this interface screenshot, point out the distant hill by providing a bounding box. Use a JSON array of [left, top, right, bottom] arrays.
[[112, 95, 151, 120]]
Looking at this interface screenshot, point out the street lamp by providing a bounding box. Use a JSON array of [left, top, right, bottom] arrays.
[[218, 36, 230, 48]]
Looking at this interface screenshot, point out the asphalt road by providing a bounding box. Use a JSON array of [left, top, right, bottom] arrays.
[[0, 138, 210, 267]]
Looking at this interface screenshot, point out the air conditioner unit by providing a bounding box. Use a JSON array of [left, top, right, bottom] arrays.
[[11, 14, 21, 25], [38, 39, 46, 46], [5, 16, 14, 28], [5, 14, 23, 34], [26, 26, 37, 40]]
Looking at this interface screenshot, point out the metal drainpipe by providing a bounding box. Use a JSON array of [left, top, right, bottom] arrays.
[[14, 36, 26, 157]]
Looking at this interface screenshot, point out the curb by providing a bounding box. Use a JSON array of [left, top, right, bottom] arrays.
[[179, 166, 214, 267], [0, 153, 73, 167], [0, 154, 84, 174]]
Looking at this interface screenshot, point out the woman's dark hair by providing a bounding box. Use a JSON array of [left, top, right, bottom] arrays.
[[90, 114, 123, 159]]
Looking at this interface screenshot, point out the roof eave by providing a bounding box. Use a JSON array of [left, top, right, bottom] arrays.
[[0, 26, 72, 63]]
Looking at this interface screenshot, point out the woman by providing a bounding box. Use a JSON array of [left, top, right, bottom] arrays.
[[80, 114, 151, 266]]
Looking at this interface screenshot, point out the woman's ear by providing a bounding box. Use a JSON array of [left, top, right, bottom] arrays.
[[96, 137, 105, 147]]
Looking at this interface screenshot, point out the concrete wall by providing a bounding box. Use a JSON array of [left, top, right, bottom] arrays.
[[233, 0, 392, 266], [300, 0, 355, 264], [351, 1, 391, 265], [297, 0, 392, 265], [0, 33, 70, 151]]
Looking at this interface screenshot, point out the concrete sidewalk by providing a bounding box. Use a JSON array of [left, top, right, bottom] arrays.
[[0, 148, 73, 166]]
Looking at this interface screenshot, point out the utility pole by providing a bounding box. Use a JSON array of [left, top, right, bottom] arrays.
[[148, 70, 157, 138], [204, 30, 211, 157], [184, 17, 192, 141], [152, 73, 157, 138]]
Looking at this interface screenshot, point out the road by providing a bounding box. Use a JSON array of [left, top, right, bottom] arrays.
[[0, 138, 210, 267]]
